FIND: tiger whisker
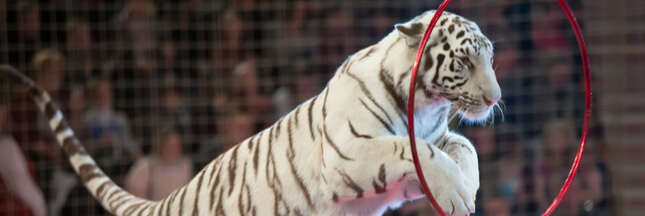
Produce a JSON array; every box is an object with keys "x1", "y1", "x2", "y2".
[
  {"x1": 447, "y1": 104, "x2": 462, "y2": 124},
  {"x1": 489, "y1": 107, "x2": 495, "y2": 127},
  {"x1": 495, "y1": 102, "x2": 505, "y2": 122},
  {"x1": 498, "y1": 100, "x2": 506, "y2": 111}
]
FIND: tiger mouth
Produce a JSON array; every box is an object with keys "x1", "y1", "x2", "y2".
[
  {"x1": 464, "y1": 105, "x2": 489, "y2": 114},
  {"x1": 458, "y1": 104, "x2": 493, "y2": 120}
]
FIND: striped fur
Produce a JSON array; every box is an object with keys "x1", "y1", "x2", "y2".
[{"x1": 1, "y1": 10, "x2": 500, "y2": 216}]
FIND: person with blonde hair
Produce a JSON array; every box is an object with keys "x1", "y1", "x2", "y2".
[
  {"x1": 10, "y1": 48, "x2": 68, "y2": 189},
  {"x1": 7, "y1": 48, "x2": 80, "y2": 216},
  {"x1": 31, "y1": 48, "x2": 66, "y2": 94}
]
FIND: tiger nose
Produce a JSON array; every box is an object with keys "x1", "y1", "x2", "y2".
[{"x1": 485, "y1": 96, "x2": 500, "y2": 106}]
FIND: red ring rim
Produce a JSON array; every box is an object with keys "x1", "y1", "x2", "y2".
[{"x1": 406, "y1": 1, "x2": 591, "y2": 215}]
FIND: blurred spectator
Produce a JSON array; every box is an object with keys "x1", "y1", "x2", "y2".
[
  {"x1": 109, "y1": 57, "x2": 159, "y2": 154},
  {"x1": 495, "y1": 131, "x2": 531, "y2": 213},
  {"x1": 7, "y1": 3, "x2": 43, "y2": 72},
  {"x1": 232, "y1": 60, "x2": 272, "y2": 120},
  {"x1": 392, "y1": 198, "x2": 434, "y2": 216},
  {"x1": 530, "y1": 3, "x2": 568, "y2": 54},
  {"x1": 8, "y1": 48, "x2": 78, "y2": 216},
  {"x1": 217, "y1": 111, "x2": 254, "y2": 152},
  {"x1": 196, "y1": 108, "x2": 253, "y2": 167},
  {"x1": 364, "y1": 9, "x2": 396, "y2": 45},
  {"x1": 284, "y1": 0, "x2": 325, "y2": 40},
  {"x1": 39, "y1": 0, "x2": 68, "y2": 46},
  {"x1": 65, "y1": 18, "x2": 97, "y2": 84},
  {"x1": 0, "y1": 0, "x2": 4, "y2": 58},
  {"x1": 529, "y1": 56, "x2": 584, "y2": 137},
  {"x1": 282, "y1": 0, "x2": 326, "y2": 79},
  {"x1": 124, "y1": 128, "x2": 193, "y2": 201},
  {"x1": 0, "y1": 103, "x2": 47, "y2": 216},
  {"x1": 534, "y1": 119, "x2": 604, "y2": 215},
  {"x1": 211, "y1": 9, "x2": 253, "y2": 79},
  {"x1": 271, "y1": 86, "x2": 296, "y2": 118},
  {"x1": 109, "y1": 0, "x2": 162, "y2": 154},
  {"x1": 545, "y1": 58, "x2": 578, "y2": 118},
  {"x1": 0, "y1": 0, "x2": 5, "y2": 23},
  {"x1": 210, "y1": 10, "x2": 272, "y2": 127},
  {"x1": 9, "y1": 48, "x2": 66, "y2": 193},
  {"x1": 480, "y1": 0, "x2": 509, "y2": 35},
  {"x1": 272, "y1": 0, "x2": 328, "y2": 114},
  {"x1": 232, "y1": 0, "x2": 271, "y2": 59},
  {"x1": 159, "y1": 40, "x2": 177, "y2": 75},
  {"x1": 167, "y1": 0, "x2": 217, "y2": 62},
  {"x1": 492, "y1": 44, "x2": 524, "y2": 125},
  {"x1": 466, "y1": 127, "x2": 499, "y2": 203},
  {"x1": 483, "y1": 197, "x2": 512, "y2": 216},
  {"x1": 83, "y1": 79, "x2": 140, "y2": 179},
  {"x1": 200, "y1": 58, "x2": 268, "y2": 162},
  {"x1": 209, "y1": 9, "x2": 251, "y2": 119},
  {"x1": 58, "y1": 83, "x2": 99, "y2": 216},
  {"x1": 294, "y1": 63, "x2": 321, "y2": 103},
  {"x1": 64, "y1": 85, "x2": 87, "y2": 131},
  {"x1": 114, "y1": 0, "x2": 157, "y2": 68},
  {"x1": 465, "y1": 126, "x2": 537, "y2": 215},
  {"x1": 157, "y1": 86, "x2": 193, "y2": 150},
  {"x1": 320, "y1": 7, "x2": 359, "y2": 78},
  {"x1": 158, "y1": 40, "x2": 199, "y2": 101}
]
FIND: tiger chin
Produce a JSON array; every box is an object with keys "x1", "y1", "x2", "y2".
[{"x1": 0, "y1": 10, "x2": 500, "y2": 216}]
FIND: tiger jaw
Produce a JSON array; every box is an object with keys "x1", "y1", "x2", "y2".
[
  {"x1": 457, "y1": 103, "x2": 494, "y2": 121},
  {"x1": 424, "y1": 91, "x2": 491, "y2": 120}
]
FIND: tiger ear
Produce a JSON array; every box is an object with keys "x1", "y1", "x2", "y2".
[{"x1": 395, "y1": 22, "x2": 424, "y2": 46}]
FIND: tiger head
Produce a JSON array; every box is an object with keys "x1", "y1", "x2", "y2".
[{"x1": 395, "y1": 11, "x2": 501, "y2": 122}]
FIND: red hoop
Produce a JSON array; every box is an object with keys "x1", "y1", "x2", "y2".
[{"x1": 406, "y1": 0, "x2": 591, "y2": 215}]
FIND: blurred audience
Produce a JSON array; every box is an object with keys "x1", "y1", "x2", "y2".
[
  {"x1": 125, "y1": 128, "x2": 193, "y2": 201},
  {"x1": 534, "y1": 119, "x2": 604, "y2": 215},
  {"x1": 0, "y1": 1, "x2": 610, "y2": 215}
]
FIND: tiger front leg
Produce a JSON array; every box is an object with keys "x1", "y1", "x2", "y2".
[
  {"x1": 322, "y1": 136, "x2": 475, "y2": 215},
  {"x1": 437, "y1": 132, "x2": 480, "y2": 200}
]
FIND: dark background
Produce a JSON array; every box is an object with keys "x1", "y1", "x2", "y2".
[{"x1": 0, "y1": 0, "x2": 637, "y2": 215}]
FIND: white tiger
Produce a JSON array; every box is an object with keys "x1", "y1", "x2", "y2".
[{"x1": 0, "y1": 10, "x2": 500, "y2": 216}]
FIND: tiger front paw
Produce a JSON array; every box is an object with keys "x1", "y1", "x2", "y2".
[
  {"x1": 443, "y1": 135, "x2": 480, "y2": 200},
  {"x1": 427, "y1": 158, "x2": 476, "y2": 215}
]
